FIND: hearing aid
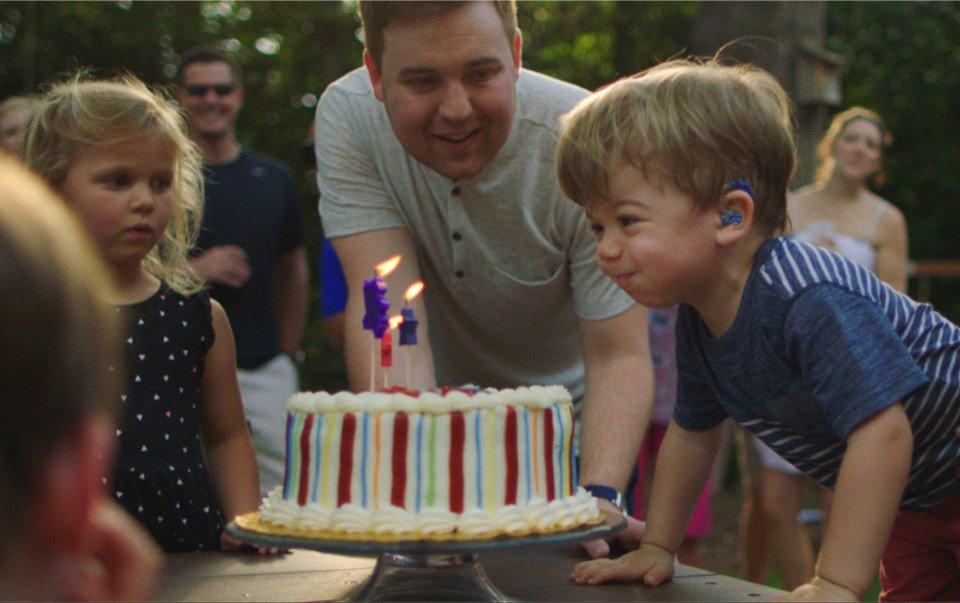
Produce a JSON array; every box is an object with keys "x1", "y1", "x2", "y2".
[
  {"x1": 719, "y1": 180, "x2": 752, "y2": 227},
  {"x1": 720, "y1": 209, "x2": 742, "y2": 227},
  {"x1": 724, "y1": 179, "x2": 755, "y2": 198}
]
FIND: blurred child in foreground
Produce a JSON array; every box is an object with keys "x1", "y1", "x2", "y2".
[
  {"x1": 0, "y1": 154, "x2": 161, "y2": 600},
  {"x1": 559, "y1": 58, "x2": 960, "y2": 601}
]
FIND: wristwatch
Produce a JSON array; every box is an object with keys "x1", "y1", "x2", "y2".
[{"x1": 583, "y1": 484, "x2": 627, "y2": 513}]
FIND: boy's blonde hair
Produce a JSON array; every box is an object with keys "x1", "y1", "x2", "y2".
[
  {"x1": 359, "y1": 1, "x2": 519, "y2": 69},
  {"x1": 815, "y1": 106, "x2": 891, "y2": 188},
  {"x1": 24, "y1": 73, "x2": 204, "y2": 295},
  {"x1": 0, "y1": 155, "x2": 121, "y2": 545},
  {"x1": 557, "y1": 58, "x2": 796, "y2": 236}
]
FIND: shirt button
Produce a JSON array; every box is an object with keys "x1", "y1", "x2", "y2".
[
  {"x1": 455, "y1": 270, "x2": 465, "y2": 278},
  {"x1": 452, "y1": 186, "x2": 461, "y2": 196},
  {"x1": 452, "y1": 232, "x2": 462, "y2": 241}
]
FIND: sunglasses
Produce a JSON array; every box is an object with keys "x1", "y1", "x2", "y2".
[{"x1": 185, "y1": 84, "x2": 236, "y2": 97}]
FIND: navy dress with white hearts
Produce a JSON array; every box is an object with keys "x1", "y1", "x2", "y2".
[{"x1": 111, "y1": 286, "x2": 223, "y2": 552}]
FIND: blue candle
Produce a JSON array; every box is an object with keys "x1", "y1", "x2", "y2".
[{"x1": 399, "y1": 307, "x2": 419, "y2": 345}]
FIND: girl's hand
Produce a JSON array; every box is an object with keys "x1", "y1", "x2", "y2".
[
  {"x1": 571, "y1": 542, "x2": 674, "y2": 586},
  {"x1": 220, "y1": 531, "x2": 285, "y2": 555}
]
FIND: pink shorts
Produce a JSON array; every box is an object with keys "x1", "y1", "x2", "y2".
[
  {"x1": 880, "y1": 487, "x2": 960, "y2": 601},
  {"x1": 632, "y1": 423, "x2": 713, "y2": 539}
]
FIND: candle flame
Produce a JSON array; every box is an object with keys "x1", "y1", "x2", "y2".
[
  {"x1": 404, "y1": 281, "x2": 425, "y2": 302},
  {"x1": 375, "y1": 255, "x2": 401, "y2": 278},
  {"x1": 389, "y1": 314, "x2": 404, "y2": 330}
]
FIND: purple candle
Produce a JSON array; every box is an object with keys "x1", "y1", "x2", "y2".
[{"x1": 362, "y1": 276, "x2": 389, "y2": 338}]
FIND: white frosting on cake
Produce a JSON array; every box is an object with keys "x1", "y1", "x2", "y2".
[
  {"x1": 286, "y1": 385, "x2": 571, "y2": 414},
  {"x1": 259, "y1": 385, "x2": 601, "y2": 539},
  {"x1": 261, "y1": 487, "x2": 600, "y2": 538}
]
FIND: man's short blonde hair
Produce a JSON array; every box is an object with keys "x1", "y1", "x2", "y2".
[
  {"x1": 359, "y1": 1, "x2": 518, "y2": 69},
  {"x1": 557, "y1": 58, "x2": 796, "y2": 236}
]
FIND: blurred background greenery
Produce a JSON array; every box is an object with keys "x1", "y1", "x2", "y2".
[{"x1": 3, "y1": 1, "x2": 960, "y2": 394}]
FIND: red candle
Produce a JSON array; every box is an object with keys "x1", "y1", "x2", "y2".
[{"x1": 380, "y1": 331, "x2": 393, "y2": 367}]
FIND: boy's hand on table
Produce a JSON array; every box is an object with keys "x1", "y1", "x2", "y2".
[
  {"x1": 773, "y1": 576, "x2": 859, "y2": 602},
  {"x1": 572, "y1": 542, "x2": 674, "y2": 586}
]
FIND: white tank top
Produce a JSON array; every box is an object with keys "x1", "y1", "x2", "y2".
[{"x1": 792, "y1": 205, "x2": 885, "y2": 272}]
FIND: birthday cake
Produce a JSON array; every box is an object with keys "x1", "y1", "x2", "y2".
[{"x1": 252, "y1": 385, "x2": 601, "y2": 540}]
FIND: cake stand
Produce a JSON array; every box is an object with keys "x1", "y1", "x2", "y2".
[{"x1": 226, "y1": 510, "x2": 625, "y2": 602}]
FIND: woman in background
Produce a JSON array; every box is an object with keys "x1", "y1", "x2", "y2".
[{"x1": 790, "y1": 106, "x2": 908, "y2": 290}]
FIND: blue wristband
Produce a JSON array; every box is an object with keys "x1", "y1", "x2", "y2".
[{"x1": 583, "y1": 484, "x2": 626, "y2": 512}]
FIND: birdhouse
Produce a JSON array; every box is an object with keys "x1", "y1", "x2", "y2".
[{"x1": 795, "y1": 42, "x2": 845, "y2": 106}]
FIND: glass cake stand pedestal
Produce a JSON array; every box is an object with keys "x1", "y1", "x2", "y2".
[{"x1": 226, "y1": 511, "x2": 625, "y2": 602}]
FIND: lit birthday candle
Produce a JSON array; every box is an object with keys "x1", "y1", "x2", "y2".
[
  {"x1": 362, "y1": 277, "x2": 388, "y2": 337},
  {"x1": 382, "y1": 314, "x2": 403, "y2": 389},
  {"x1": 399, "y1": 281, "x2": 424, "y2": 388},
  {"x1": 363, "y1": 255, "x2": 401, "y2": 391},
  {"x1": 399, "y1": 281, "x2": 424, "y2": 345},
  {"x1": 362, "y1": 255, "x2": 400, "y2": 338}
]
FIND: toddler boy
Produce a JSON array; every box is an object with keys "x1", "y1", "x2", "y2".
[{"x1": 557, "y1": 58, "x2": 960, "y2": 601}]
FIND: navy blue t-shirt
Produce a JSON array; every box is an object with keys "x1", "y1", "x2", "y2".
[
  {"x1": 196, "y1": 149, "x2": 305, "y2": 368},
  {"x1": 675, "y1": 237, "x2": 960, "y2": 511}
]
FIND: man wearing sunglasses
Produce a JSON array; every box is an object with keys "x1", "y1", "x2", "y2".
[{"x1": 175, "y1": 46, "x2": 309, "y2": 496}]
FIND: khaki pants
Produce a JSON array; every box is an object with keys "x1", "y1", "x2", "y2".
[{"x1": 237, "y1": 354, "x2": 299, "y2": 495}]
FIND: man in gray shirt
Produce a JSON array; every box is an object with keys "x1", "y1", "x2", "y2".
[{"x1": 316, "y1": 0, "x2": 651, "y2": 555}]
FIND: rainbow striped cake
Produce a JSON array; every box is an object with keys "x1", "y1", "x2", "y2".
[{"x1": 257, "y1": 385, "x2": 601, "y2": 540}]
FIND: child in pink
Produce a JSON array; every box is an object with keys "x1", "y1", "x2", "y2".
[{"x1": 632, "y1": 306, "x2": 712, "y2": 566}]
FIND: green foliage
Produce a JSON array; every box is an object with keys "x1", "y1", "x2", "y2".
[
  {"x1": 519, "y1": 0, "x2": 618, "y2": 89},
  {"x1": 826, "y1": 1, "x2": 960, "y2": 258},
  {"x1": 0, "y1": 0, "x2": 359, "y2": 193},
  {"x1": 519, "y1": 0, "x2": 696, "y2": 90},
  {"x1": 825, "y1": 1, "x2": 960, "y2": 316}
]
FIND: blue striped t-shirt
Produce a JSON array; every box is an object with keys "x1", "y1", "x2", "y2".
[{"x1": 675, "y1": 237, "x2": 960, "y2": 510}]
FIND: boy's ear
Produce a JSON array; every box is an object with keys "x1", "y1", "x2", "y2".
[
  {"x1": 32, "y1": 416, "x2": 114, "y2": 555},
  {"x1": 715, "y1": 188, "x2": 755, "y2": 246}
]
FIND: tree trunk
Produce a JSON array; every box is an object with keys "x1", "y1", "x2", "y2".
[{"x1": 691, "y1": 1, "x2": 834, "y2": 187}]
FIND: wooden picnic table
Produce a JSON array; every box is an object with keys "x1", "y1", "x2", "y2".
[{"x1": 158, "y1": 543, "x2": 786, "y2": 601}]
